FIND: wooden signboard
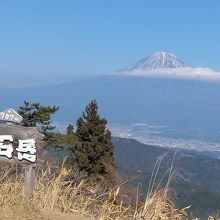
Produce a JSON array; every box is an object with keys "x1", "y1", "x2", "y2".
[{"x1": 0, "y1": 109, "x2": 44, "y2": 198}]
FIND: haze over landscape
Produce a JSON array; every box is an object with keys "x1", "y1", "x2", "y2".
[
  {"x1": 1, "y1": 50, "x2": 220, "y2": 157},
  {"x1": 1, "y1": 0, "x2": 220, "y2": 219}
]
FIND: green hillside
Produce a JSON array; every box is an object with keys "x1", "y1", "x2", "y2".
[{"x1": 113, "y1": 137, "x2": 220, "y2": 218}]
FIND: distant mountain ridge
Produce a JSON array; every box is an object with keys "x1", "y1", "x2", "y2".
[
  {"x1": 1, "y1": 74, "x2": 220, "y2": 145},
  {"x1": 120, "y1": 51, "x2": 191, "y2": 72}
]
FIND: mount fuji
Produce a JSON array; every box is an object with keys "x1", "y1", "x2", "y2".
[
  {"x1": 118, "y1": 51, "x2": 220, "y2": 81},
  {"x1": 120, "y1": 51, "x2": 191, "y2": 71}
]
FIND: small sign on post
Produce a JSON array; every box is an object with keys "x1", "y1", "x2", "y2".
[
  {"x1": 0, "y1": 108, "x2": 23, "y2": 124},
  {"x1": 0, "y1": 108, "x2": 43, "y2": 198}
]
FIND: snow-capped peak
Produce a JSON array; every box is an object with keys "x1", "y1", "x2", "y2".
[
  {"x1": 120, "y1": 51, "x2": 191, "y2": 72},
  {"x1": 114, "y1": 51, "x2": 220, "y2": 82}
]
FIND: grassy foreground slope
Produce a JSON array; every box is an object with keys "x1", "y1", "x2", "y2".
[
  {"x1": 1, "y1": 137, "x2": 219, "y2": 219},
  {"x1": 0, "y1": 163, "x2": 206, "y2": 220}
]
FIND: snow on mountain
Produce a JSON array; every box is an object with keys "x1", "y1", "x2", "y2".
[
  {"x1": 120, "y1": 51, "x2": 191, "y2": 72},
  {"x1": 118, "y1": 51, "x2": 220, "y2": 82}
]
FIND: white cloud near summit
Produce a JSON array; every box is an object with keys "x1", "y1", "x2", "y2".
[
  {"x1": 119, "y1": 67, "x2": 220, "y2": 82},
  {"x1": 116, "y1": 52, "x2": 220, "y2": 82}
]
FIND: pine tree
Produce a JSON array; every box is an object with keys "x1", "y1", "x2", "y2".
[
  {"x1": 66, "y1": 124, "x2": 74, "y2": 136},
  {"x1": 73, "y1": 100, "x2": 115, "y2": 175},
  {"x1": 18, "y1": 101, "x2": 59, "y2": 138}
]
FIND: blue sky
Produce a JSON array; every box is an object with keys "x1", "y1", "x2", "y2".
[{"x1": 0, "y1": 0, "x2": 220, "y2": 86}]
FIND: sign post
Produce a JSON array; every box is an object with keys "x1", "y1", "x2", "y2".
[
  {"x1": 24, "y1": 165, "x2": 35, "y2": 198},
  {"x1": 0, "y1": 108, "x2": 44, "y2": 198}
]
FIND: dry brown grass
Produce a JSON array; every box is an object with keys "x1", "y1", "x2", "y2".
[{"x1": 0, "y1": 162, "x2": 216, "y2": 220}]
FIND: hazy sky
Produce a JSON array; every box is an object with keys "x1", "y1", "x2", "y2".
[{"x1": 0, "y1": 0, "x2": 220, "y2": 87}]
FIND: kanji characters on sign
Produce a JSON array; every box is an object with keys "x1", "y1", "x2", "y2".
[
  {"x1": 16, "y1": 139, "x2": 36, "y2": 163},
  {"x1": 0, "y1": 135, "x2": 36, "y2": 163},
  {"x1": 0, "y1": 135, "x2": 14, "y2": 159}
]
